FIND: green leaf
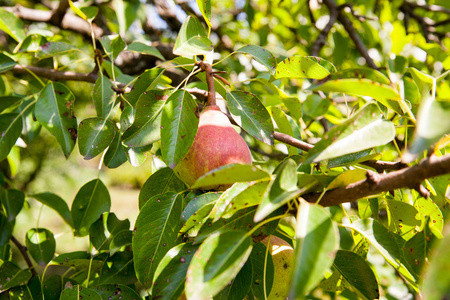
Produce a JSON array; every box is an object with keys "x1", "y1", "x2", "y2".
[
  {"x1": 330, "y1": 68, "x2": 390, "y2": 84},
  {"x1": 0, "y1": 261, "x2": 32, "y2": 291},
  {"x1": 122, "y1": 89, "x2": 171, "y2": 148},
  {"x1": 109, "y1": 230, "x2": 132, "y2": 255},
  {"x1": 51, "y1": 251, "x2": 104, "y2": 272},
  {"x1": 139, "y1": 167, "x2": 186, "y2": 209},
  {"x1": 35, "y1": 82, "x2": 77, "y2": 158},
  {"x1": 103, "y1": 127, "x2": 127, "y2": 168},
  {"x1": 89, "y1": 212, "x2": 129, "y2": 252},
  {"x1": 214, "y1": 257, "x2": 252, "y2": 300},
  {"x1": 347, "y1": 219, "x2": 418, "y2": 289},
  {"x1": 403, "y1": 232, "x2": 427, "y2": 275},
  {"x1": 43, "y1": 275, "x2": 64, "y2": 300},
  {"x1": 0, "y1": 213, "x2": 14, "y2": 247},
  {"x1": 226, "y1": 91, "x2": 274, "y2": 145},
  {"x1": 133, "y1": 192, "x2": 183, "y2": 288},
  {"x1": 196, "y1": 0, "x2": 212, "y2": 28},
  {"x1": 98, "y1": 250, "x2": 136, "y2": 285},
  {"x1": 332, "y1": 250, "x2": 379, "y2": 299},
  {"x1": 303, "y1": 94, "x2": 330, "y2": 119},
  {"x1": 124, "y1": 68, "x2": 165, "y2": 106},
  {"x1": 0, "y1": 8, "x2": 26, "y2": 42},
  {"x1": 127, "y1": 41, "x2": 165, "y2": 60},
  {"x1": 408, "y1": 67, "x2": 434, "y2": 95},
  {"x1": 0, "y1": 53, "x2": 16, "y2": 73},
  {"x1": 93, "y1": 73, "x2": 116, "y2": 119},
  {"x1": 60, "y1": 285, "x2": 102, "y2": 300},
  {"x1": 0, "y1": 96, "x2": 21, "y2": 113},
  {"x1": 304, "y1": 104, "x2": 395, "y2": 164},
  {"x1": 414, "y1": 197, "x2": 444, "y2": 238},
  {"x1": 191, "y1": 164, "x2": 271, "y2": 190},
  {"x1": 386, "y1": 199, "x2": 421, "y2": 240},
  {"x1": 25, "y1": 228, "x2": 55, "y2": 265},
  {"x1": 403, "y1": 95, "x2": 450, "y2": 162},
  {"x1": 185, "y1": 230, "x2": 253, "y2": 300},
  {"x1": 289, "y1": 201, "x2": 339, "y2": 298},
  {"x1": 422, "y1": 223, "x2": 450, "y2": 300},
  {"x1": 269, "y1": 106, "x2": 298, "y2": 155},
  {"x1": 36, "y1": 42, "x2": 78, "y2": 60},
  {"x1": 0, "y1": 113, "x2": 23, "y2": 161},
  {"x1": 327, "y1": 169, "x2": 367, "y2": 190},
  {"x1": 173, "y1": 16, "x2": 213, "y2": 56},
  {"x1": 181, "y1": 191, "x2": 222, "y2": 234},
  {"x1": 94, "y1": 284, "x2": 141, "y2": 300},
  {"x1": 78, "y1": 117, "x2": 116, "y2": 160},
  {"x1": 29, "y1": 193, "x2": 72, "y2": 226},
  {"x1": 161, "y1": 89, "x2": 199, "y2": 168},
  {"x1": 310, "y1": 78, "x2": 401, "y2": 101},
  {"x1": 255, "y1": 159, "x2": 312, "y2": 223},
  {"x1": 248, "y1": 242, "x2": 274, "y2": 299},
  {"x1": 122, "y1": 144, "x2": 152, "y2": 167},
  {"x1": 71, "y1": 179, "x2": 111, "y2": 237},
  {"x1": 212, "y1": 181, "x2": 269, "y2": 222},
  {"x1": 8, "y1": 276, "x2": 42, "y2": 300},
  {"x1": 0, "y1": 188, "x2": 24, "y2": 222},
  {"x1": 275, "y1": 56, "x2": 334, "y2": 79},
  {"x1": 100, "y1": 35, "x2": 126, "y2": 62},
  {"x1": 236, "y1": 45, "x2": 277, "y2": 75},
  {"x1": 152, "y1": 242, "x2": 199, "y2": 299}
]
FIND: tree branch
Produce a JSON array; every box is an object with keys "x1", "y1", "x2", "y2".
[
  {"x1": 302, "y1": 154, "x2": 450, "y2": 207},
  {"x1": 10, "y1": 235, "x2": 37, "y2": 277}
]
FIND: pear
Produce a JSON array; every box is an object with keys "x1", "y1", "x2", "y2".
[
  {"x1": 262, "y1": 235, "x2": 294, "y2": 300},
  {"x1": 174, "y1": 105, "x2": 252, "y2": 189}
]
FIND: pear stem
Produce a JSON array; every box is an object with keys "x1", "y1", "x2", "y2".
[{"x1": 197, "y1": 61, "x2": 216, "y2": 107}]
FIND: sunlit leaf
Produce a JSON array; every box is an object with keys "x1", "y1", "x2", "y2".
[
  {"x1": 100, "y1": 35, "x2": 126, "y2": 62},
  {"x1": 275, "y1": 56, "x2": 334, "y2": 79},
  {"x1": 289, "y1": 201, "x2": 339, "y2": 298},
  {"x1": 124, "y1": 68, "x2": 165, "y2": 106},
  {"x1": 36, "y1": 42, "x2": 78, "y2": 60},
  {"x1": 0, "y1": 8, "x2": 26, "y2": 42},
  {"x1": 304, "y1": 103, "x2": 395, "y2": 164},
  {"x1": 185, "y1": 230, "x2": 253, "y2": 299},
  {"x1": 196, "y1": 0, "x2": 212, "y2": 28},
  {"x1": 173, "y1": 16, "x2": 213, "y2": 56}
]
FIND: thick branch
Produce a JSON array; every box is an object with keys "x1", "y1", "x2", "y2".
[
  {"x1": 197, "y1": 61, "x2": 216, "y2": 107},
  {"x1": 311, "y1": 0, "x2": 339, "y2": 56},
  {"x1": 3, "y1": 5, "x2": 103, "y2": 38},
  {"x1": 303, "y1": 154, "x2": 450, "y2": 207},
  {"x1": 12, "y1": 65, "x2": 98, "y2": 83}
]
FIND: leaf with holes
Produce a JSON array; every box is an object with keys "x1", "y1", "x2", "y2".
[
  {"x1": 25, "y1": 228, "x2": 55, "y2": 265},
  {"x1": 185, "y1": 230, "x2": 253, "y2": 300},
  {"x1": 35, "y1": 82, "x2": 77, "y2": 158},
  {"x1": 227, "y1": 91, "x2": 274, "y2": 145},
  {"x1": 236, "y1": 45, "x2": 277, "y2": 75},
  {"x1": 133, "y1": 192, "x2": 183, "y2": 288},
  {"x1": 161, "y1": 89, "x2": 198, "y2": 168},
  {"x1": 71, "y1": 179, "x2": 111, "y2": 237}
]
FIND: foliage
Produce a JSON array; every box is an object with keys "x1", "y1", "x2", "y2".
[{"x1": 0, "y1": 0, "x2": 450, "y2": 299}]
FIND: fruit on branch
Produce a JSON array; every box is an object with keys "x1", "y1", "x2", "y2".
[
  {"x1": 174, "y1": 105, "x2": 252, "y2": 189},
  {"x1": 262, "y1": 235, "x2": 294, "y2": 300}
]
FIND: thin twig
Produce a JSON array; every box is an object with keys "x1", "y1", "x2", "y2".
[{"x1": 10, "y1": 235, "x2": 38, "y2": 277}]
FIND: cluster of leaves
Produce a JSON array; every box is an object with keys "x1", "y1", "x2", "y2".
[{"x1": 0, "y1": 0, "x2": 449, "y2": 299}]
